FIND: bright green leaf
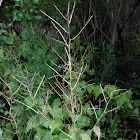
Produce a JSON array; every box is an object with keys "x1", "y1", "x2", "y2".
[
  {"x1": 50, "y1": 119, "x2": 62, "y2": 133},
  {"x1": 78, "y1": 115, "x2": 91, "y2": 126},
  {"x1": 132, "y1": 108, "x2": 139, "y2": 115},
  {"x1": 80, "y1": 133, "x2": 91, "y2": 140},
  {"x1": 33, "y1": 0, "x2": 39, "y2": 4},
  {"x1": 52, "y1": 98, "x2": 61, "y2": 107},
  {"x1": 18, "y1": 12, "x2": 23, "y2": 17},
  {"x1": 25, "y1": 117, "x2": 34, "y2": 134},
  {"x1": 87, "y1": 85, "x2": 94, "y2": 94},
  {"x1": 42, "y1": 121, "x2": 51, "y2": 128},
  {"x1": 30, "y1": 9, "x2": 33, "y2": 12},
  {"x1": 34, "y1": 98, "x2": 44, "y2": 106},
  {"x1": 93, "y1": 85, "x2": 102, "y2": 100},
  {"x1": 42, "y1": 131, "x2": 51, "y2": 140},
  {"x1": 115, "y1": 94, "x2": 127, "y2": 106},
  {"x1": 52, "y1": 135, "x2": 60, "y2": 140}
]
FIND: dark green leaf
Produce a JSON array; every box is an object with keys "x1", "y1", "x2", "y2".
[
  {"x1": 35, "y1": 15, "x2": 42, "y2": 20},
  {"x1": 0, "y1": 49, "x2": 4, "y2": 59}
]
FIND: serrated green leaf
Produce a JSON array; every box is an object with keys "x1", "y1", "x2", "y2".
[
  {"x1": 25, "y1": 117, "x2": 34, "y2": 134},
  {"x1": 25, "y1": 117, "x2": 41, "y2": 134},
  {"x1": 93, "y1": 85, "x2": 102, "y2": 100},
  {"x1": 78, "y1": 115, "x2": 91, "y2": 126},
  {"x1": 80, "y1": 133, "x2": 91, "y2": 140},
  {"x1": 42, "y1": 121, "x2": 51, "y2": 128},
  {"x1": 115, "y1": 94, "x2": 127, "y2": 106},
  {"x1": 87, "y1": 85, "x2": 94, "y2": 94},
  {"x1": 34, "y1": 127, "x2": 48, "y2": 139},
  {"x1": 126, "y1": 90, "x2": 133, "y2": 99}
]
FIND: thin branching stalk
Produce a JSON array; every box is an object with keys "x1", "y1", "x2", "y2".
[{"x1": 67, "y1": 14, "x2": 77, "y2": 139}]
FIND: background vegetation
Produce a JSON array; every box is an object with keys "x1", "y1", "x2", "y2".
[{"x1": 0, "y1": 0, "x2": 139, "y2": 139}]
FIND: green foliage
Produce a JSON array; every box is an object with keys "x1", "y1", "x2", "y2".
[{"x1": 0, "y1": 0, "x2": 139, "y2": 140}]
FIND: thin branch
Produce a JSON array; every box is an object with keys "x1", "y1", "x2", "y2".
[
  {"x1": 105, "y1": 106, "x2": 122, "y2": 114},
  {"x1": 54, "y1": 5, "x2": 66, "y2": 20},
  {"x1": 90, "y1": 101, "x2": 99, "y2": 121},
  {"x1": 51, "y1": 47, "x2": 67, "y2": 65},
  {"x1": 72, "y1": 63, "x2": 84, "y2": 90},
  {"x1": 71, "y1": 15, "x2": 93, "y2": 40},
  {"x1": 67, "y1": 2, "x2": 70, "y2": 17},
  {"x1": 0, "y1": 91, "x2": 11, "y2": 106},
  {"x1": 0, "y1": 76, "x2": 11, "y2": 89},
  {"x1": 0, "y1": 115, "x2": 13, "y2": 121},
  {"x1": 49, "y1": 59, "x2": 62, "y2": 69},
  {"x1": 50, "y1": 37, "x2": 69, "y2": 47},
  {"x1": 45, "y1": 63, "x2": 69, "y2": 85},
  {"x1": 40, "y1": 10, "x2": 68, "y2": 33},
  {"x1": 33, "y1": 75, "x2": 45, "y2": 99},
  {"x1": 13, "y1": 84, "x2": 22, "y2": 95},
  {"x1": 49, "y1": 83, "x2": 63, "y2": 99},
  {"x1": 11, "y1": 75, "x2": 27, "y2": 88},
  {"x1": 69, "y1": 1, "x2": 76, "y2": 24},
  {"x1": 100, "y1": 84, "x2": 107, "y2": 103},
  {"x1": 14, "y1": 99, "x2": 39, "y2": 114},
  {"x1": 51, "y1": 21, "x2": 68, "y2": 47}
]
